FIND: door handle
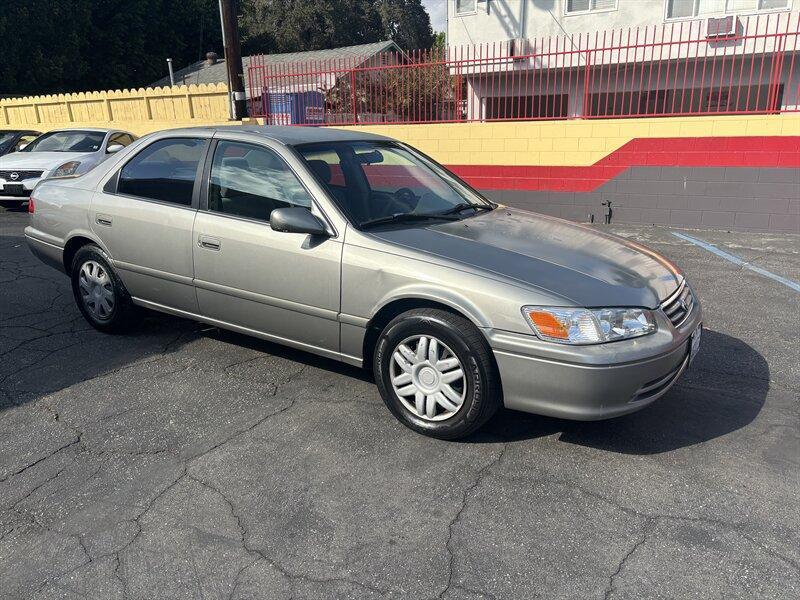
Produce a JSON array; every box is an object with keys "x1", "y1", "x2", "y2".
[
  {"x1": 197, "y1": 235, "x2": 221, "y2": 251},
  {"x1": 95, "y1": 214, "x2": 113, "y2": 227}
]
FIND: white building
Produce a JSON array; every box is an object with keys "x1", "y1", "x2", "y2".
[{"x1": 446, "y1": 0, "x2": 800, "y2": 118}]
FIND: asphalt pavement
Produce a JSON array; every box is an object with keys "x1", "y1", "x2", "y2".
[{"x1": 1, "y1": 205, "x2": 798, "y2": 599}]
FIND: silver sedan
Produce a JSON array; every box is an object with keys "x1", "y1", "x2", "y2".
[{"x1": 24, "y1": 126, "x2": 702, "y2": 439}]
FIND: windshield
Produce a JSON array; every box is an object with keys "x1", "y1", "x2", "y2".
[
  {"x1": 296, "y1": 141, "x2": 492, "y2": 227},
  {"x1": 22, "y1": 131, "x2": 105, "y2": 153}
]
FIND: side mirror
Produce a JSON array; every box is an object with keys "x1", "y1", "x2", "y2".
[
  {"x1": 106, "y1": 143, "x2": 124, "y2": 154},
  {"x1": 270, "y1": 207, "x2": 328, "y2": 236},
  {"x1": 17, "y1": 143, "x2": 28, "y2": 151}
]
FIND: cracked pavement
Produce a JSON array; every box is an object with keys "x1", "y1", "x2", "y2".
[{"x1": 0, "y1": 206, "x2": 798, "y2": 599}]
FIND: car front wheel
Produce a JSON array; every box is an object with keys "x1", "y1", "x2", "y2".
[{"x1": 373, "y1": 308, "x2": 501, "y2": 439}]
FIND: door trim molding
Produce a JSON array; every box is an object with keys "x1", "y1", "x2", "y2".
[
  {"x1": 130, "y1": 296, "x2": 363, "y2": 367},
  {"x1": 193, "y1": 278, "x2": 339, "y2": 322},
  {"x1": 115, "y1": 260, "x2": 193, "y2": 286}
]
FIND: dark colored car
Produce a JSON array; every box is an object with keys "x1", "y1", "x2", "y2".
[{"x1": 0, "y1": 130, "x2": 42, "y2": 157}]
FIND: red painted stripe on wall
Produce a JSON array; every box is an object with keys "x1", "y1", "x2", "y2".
[{"x1": 448, "y1": 136, "x2": 800, "y2": 192}]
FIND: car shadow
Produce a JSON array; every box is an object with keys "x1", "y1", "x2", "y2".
[
  {"x1": 207, "y1": 326, "x2": 767, "y2": 456},
  {"x1": 472, "y1": 329, "x2": 768, "y2": 455},
  {"x1": 0, "y1": 220, "x2": 768, "y2": 457}
]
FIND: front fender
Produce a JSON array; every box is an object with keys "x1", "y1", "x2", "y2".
[{"x1": 371, "y1": 284, "x2": 491, "y2": 329}]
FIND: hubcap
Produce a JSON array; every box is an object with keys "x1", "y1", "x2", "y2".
[
  {"x1": 78, "y1": 260, "x2": 115, "y2": 321},
  {"x1": 390, "y1": 335, "x2": 467, "y2": 422}
]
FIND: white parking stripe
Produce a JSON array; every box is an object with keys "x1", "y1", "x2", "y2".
[{"x1": 671, "y1": 232, "x2": 800, "y2": 293}]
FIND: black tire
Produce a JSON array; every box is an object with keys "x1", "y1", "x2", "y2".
[
  {"x1": 70, "y1": 244, "x2": 137, "y2": 334},
  {"x1": 373, "y1": 308, "x2": 501, "y2": 440}
]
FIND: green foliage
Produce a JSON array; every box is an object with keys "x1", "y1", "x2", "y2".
[
  {"x1": 0, "y1": 0, "x2": 435, "y2": 96},
  {"x1": 240, "y1": 0, "x2": 384, "y2": 54},
  {"x1": 0, "y1": 0, "x2": 222, "y2": 95},
  {"x1": 240, "y1": 0, "x2": 434, "y2": 54},
  {"x1": 376, "y1": 0, "x2": 434, "y2": 51}
]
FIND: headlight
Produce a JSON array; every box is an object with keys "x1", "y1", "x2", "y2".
[
  {"x1": 50, "y1": 161, "x2": 81, "y2": 178},
  {"x1": 522, "y1": 306, "x2": 656, "y2": 345}
]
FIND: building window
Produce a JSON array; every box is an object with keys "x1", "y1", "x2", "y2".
[
  {"x1": 565, "y1": 0, "x2": 617, "y2": 14},
  {"x1": 455, "y1": 0, "x2": 477, "y2": 15},
  {"x1": 667, "y1": 0, "x2": 789, "y2": 19}
]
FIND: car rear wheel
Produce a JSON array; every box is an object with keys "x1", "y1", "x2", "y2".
[
  {"x1": 373, "y1": 308, "x2": 501, "y2": 439},
  {"x1": 71, "y1": 245, "x2": 137, "y2": 334}
]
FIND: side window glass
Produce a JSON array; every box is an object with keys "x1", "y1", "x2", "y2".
[
  {"x1": 109, "y1": 133, "x2": 134, "y2": 150},
  {"x1": 118, "y1": 138, "x2": 205, "y2": 206},
  {"x1": 208, "y1": 140, "x2": 312, "y2": 222},
  {"x1": 16, "y1": 135, "x2": 37, "y2": 151}
]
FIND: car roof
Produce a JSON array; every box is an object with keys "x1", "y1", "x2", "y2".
[
  {"x1": 1, "y1": 129, "x2": 41, "y2": 135},
  {"x1": 158, "y1": 125, "x2": 393, "y2": 146},
  {"x1": 46, "y1": 127, "x2": 128, "y2": 134}
]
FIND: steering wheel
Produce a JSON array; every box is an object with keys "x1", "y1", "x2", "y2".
[{"x1": 393, "y1": 187, "x2": 418, "y2": 210}]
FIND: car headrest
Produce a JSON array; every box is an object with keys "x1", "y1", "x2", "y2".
[
  {"x1": 221, "y1": 157, "x2": 249, "y2": 170},
  {"x1": 306, "y1": 159, "x2": 331, "y2": 184}
]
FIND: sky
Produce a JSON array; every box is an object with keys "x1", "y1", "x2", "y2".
[{"x1": 422, "y1": 0, "x2": 447, "y2": 33}]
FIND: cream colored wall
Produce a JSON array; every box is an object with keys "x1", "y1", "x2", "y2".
[{"x1": 0, "y1": 84, "x2": 233, "y2": 136}]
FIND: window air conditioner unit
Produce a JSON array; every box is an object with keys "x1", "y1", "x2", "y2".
[{"x1": 706, "y1": 16, "x2": 737, "y2": 39}]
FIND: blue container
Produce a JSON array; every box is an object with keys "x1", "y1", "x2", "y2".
[{"x1": 263, "y1": 90, "x2": 325, "y2": 125}]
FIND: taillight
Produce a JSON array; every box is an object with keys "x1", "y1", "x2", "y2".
[{"x1": 27, "y1": 197, "x2": 35, "y2": 213}]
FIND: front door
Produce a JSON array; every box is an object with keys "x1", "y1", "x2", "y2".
[
  {"x1": 91, "y1": 136, "x2": 208, "y2": 312},
  {"x1": 192, "y1": 139, "x2": 342, "y2": 355}
]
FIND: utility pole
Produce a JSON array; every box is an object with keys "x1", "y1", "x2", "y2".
[
  {"x1": 219, "y1": 0, "x2": 246, "y2": 120},
  {"x1": 166, "y1": 58, "x2": 175, "y2": 86}
]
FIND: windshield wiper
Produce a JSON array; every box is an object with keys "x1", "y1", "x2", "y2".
[
  {"x1": 360, "y1": 212, "x2": 460, "y2": 229},
  {"x1": 440, "y1": 202, "x2": 495, "y2": 216}
]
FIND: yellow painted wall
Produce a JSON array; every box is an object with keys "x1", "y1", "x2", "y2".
[
  {"x1": 333, "y1": 114, "x2": 800, "y2": 166},
  {"x1": 0, "y1": 84, "x2": 233, "y2": 136},
  {"x1": 3, "y1": 83, "x2": 798, "y2": 167}
]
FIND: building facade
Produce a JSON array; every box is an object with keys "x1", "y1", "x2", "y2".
[
  {"x1": 448, "y1": 0, "x2": 797, "y2": 45},
  {"x1": 447, "y1": 1, "x2": 800, "y2": 119}
]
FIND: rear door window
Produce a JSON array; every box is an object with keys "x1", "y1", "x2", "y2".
[{"x1": 117, "y1": 138, "x2": 205, "y2": 206}]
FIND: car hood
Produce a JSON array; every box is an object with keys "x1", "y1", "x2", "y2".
[
  {"x1": 0, "y1": 152, "x2": 89, "y2": 171},
  {"x1": 368, "y1": 208, "x2": 682, "y2": 309}
]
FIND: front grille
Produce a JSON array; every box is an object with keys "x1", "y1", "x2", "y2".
[
  {"x1": 661, "y1": 283, "x2": 694, "y2": 327},
  {"x1": 0, "y1": 170, "x2": 43, "y2": 181},
  {"x1": 630, "y1": 354, "x2": 688, "y2": 403}
]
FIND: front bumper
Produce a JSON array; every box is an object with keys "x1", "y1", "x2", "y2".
[
  {"x1": 489, "y1": 292, "x2": 702, "y2": 420},
  {"x1": 0, "y1": 177, "x2": 42, "y2": 202}
]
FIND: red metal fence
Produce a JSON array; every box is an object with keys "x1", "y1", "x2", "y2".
[{"x1": 248, "y1": 12, "x2": 800, "y2": 125}]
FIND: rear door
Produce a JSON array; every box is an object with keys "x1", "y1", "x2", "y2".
[
  {"x1": 191, "y1": 136, "x2": 342, "y2": 355},
  {"x1": 91, "y1": 135, "x2": 210, "y2": 312}
]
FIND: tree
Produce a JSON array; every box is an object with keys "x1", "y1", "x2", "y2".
[
  {"x1": 240, "y1": 0, "x2": 384, "y2": 55},
  {"x1": 0, "y1": 0, "x2": 222, "y2": 95},
  {"x1": 376, "y1": 0, "x2": 434, "y2": 51},
  {"x1": 240, "y1": 0, "x2": 435, "y2": 54}
]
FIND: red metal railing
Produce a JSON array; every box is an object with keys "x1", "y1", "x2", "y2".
[{"x1": 247, "y1": 12, "x2": 800, "y2": 125}]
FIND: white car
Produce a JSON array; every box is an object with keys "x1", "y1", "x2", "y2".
[{"x1": 0, "y1": 128, "x2": 137, "y2": 208}]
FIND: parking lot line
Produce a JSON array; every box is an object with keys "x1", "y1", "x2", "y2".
[{"x1": 671, "y1": 231, "x2": 800, "y2": 293}]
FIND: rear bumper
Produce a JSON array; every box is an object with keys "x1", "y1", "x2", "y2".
[
  {"x1": 25, "y1": 229, "x2": 65, "y2": 273},
  {"x1": 489, "y1": 297, "x2": 702, "y2": 420}
]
